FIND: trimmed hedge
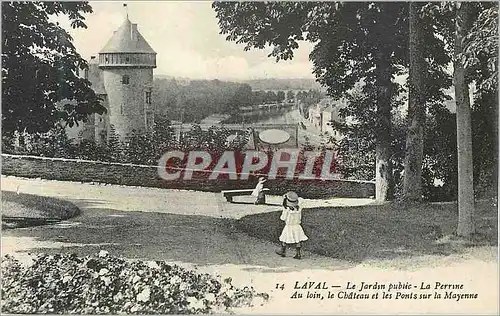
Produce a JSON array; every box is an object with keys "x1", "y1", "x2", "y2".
[{"x1": 1, "y1": 154, "x2": 375, "y2": 199}]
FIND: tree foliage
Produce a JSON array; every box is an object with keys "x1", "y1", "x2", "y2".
[
  {"x1": 153, "y1": 78, "x2": 316, "y2": 124},
  {"x1": 153, "y1": 79, "x2": 253, "y2": 123},
  {"x1": 464, "y1": 4, "x2": 498, "y2": 199},
  {"x1": 213, "y1": 2, "x2": 412, "y2": 201},
  {"x1": 421, "y1": 2, "x2": 498, "y2": 202},
  {"x1": 462, "y1": 4, "x2": 498, "y2": 93},
  {"x1": 213, "y1": 1, "x2": 498, "y2": 202},
  {"x1": 2, "y1": 2, "x2": 105, "y2": 134}
]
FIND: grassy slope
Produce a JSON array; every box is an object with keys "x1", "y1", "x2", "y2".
[
  {"x1": 2, "y1": 191, "x2": 80, "y2": 221},
  {"x1": 238, "y1": 199, "x2": 498, "y2": 263}
]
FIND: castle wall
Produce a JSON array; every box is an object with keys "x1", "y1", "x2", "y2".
[
  {"x1": 102, "y1": 67, "x2": 154, "y2": 139},
  {"x1": 94, "y1": 96, "x2": 110, "y2": 143}
]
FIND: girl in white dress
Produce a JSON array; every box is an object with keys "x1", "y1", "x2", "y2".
[{"x1": 276, "y1": 191, "x2": 308, "y2": 259}]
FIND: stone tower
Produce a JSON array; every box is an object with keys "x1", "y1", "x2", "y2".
[{"x1": 98, "y1": 16, "x2": 156, "y2": 140}]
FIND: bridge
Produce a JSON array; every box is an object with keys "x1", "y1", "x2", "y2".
[
  {"x1": 239, "y1": 101, "x2": 297, "y2": 112},
  {"x1": 170, "y1": 123, "x2": 299, "y2": 149}
]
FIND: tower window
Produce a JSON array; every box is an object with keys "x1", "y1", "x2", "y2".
[
  {"x1": 100, "y1": 131, "x2": 106, "y2": 143},
  {"x1": 145, "y1": 91, "x2": 152, "y2": 105},
  {"x1": 122, "y1": 75, "x2": 130, "y2": 84},
  {"x1": 145, "y1": 111, "x2": 154, "y2": 130}
]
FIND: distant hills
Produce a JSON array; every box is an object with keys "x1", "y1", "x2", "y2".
[
  {"x1": 154, "y1": 75, "x2": 323, "y2": 91},
  {"x1": 239, "y1": 78, "x2": 323, "y2": 91}
]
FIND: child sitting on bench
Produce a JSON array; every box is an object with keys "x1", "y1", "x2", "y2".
[{"x1": 251, "y1": 177, "x2": 267, "y2": 205}]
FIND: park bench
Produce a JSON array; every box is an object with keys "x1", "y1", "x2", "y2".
[{"x1": 221, "y1": 188, "x2": 270, "y2": 203}]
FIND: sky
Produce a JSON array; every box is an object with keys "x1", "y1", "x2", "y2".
[{"x1": 60, "y1": 1, "x2": 316, "y2": 80}]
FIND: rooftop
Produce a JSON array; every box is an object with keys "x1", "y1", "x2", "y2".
[{"x1": 99, "y1": 17, "x2": 156, "y2": 54}]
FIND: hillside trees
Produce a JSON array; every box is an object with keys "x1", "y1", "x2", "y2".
[
  {"x1": 265, "y1": 91, "x2": 278, "y2": 104},
  {"x1": 152, "y1": 79, "x2": 181, "y2": 120},
  {"x1": 277, "y1": 90, "x2": 286, "y2": 102},
  {"x1": 2, "y1": 2, "x2": 105, "y2": 135},
  {"x1": 213, "y1": 2, "x2": 409, "y2": 201},
  {"x1": 153, "y1": 79, "x2": 253, "y2": 123},
  {"x1": 227, "y1": 84, "x2": 253, "y2": 116}
]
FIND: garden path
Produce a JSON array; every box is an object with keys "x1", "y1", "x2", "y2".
[{"x1": 1, "y1": 176, "x2": 497, "y2": 314}]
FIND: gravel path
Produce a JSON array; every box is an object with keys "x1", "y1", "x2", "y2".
[{"x1": 1, "y1": 176, "x2": 498, "y2": 314}]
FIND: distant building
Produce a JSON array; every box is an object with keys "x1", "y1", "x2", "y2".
[
  {"x1": 308, "y1": 105, "x2": 322, "y2": 129},
  {"x1": 68, "y1": 15, "x2": 157, "y2": 142},
  {"x1": 308, "y1": 98, "x2": 345, "y2": 139},
  {"x1": 321, "y1": 105, "x2": 335, "y2": 133}
]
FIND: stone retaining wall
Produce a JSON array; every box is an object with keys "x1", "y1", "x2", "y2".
[{"x1": 1, "y1": 154, "x2": 375, "y2": 199}]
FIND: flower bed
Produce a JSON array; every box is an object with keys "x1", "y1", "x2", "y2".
[{"x1": 1, "y1": 251, "x2": 268, "y2": 314}]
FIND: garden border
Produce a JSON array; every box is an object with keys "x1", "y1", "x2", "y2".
[{"x1": 1, "y1": 154, "x2": 375, "y2": 199}]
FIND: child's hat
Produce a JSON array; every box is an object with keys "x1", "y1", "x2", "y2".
[
  {"x1": 284, "y1": 191, "x2": 299, "y2": 207},
  {"x1": 258, "y1": 177, "x2": 267, "y2": 183}
]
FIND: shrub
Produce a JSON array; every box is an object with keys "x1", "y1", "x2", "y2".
[
  {"x1": 1, "y1": 252, "x2": 268, "y2": 314},
  {"x1": 73, "y1": 139, "x2": 111, "y2": 162}
]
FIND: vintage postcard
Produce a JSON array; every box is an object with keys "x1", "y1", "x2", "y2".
[{"x1": 1, "y1": 1, "x2": 498, "y2": 315}]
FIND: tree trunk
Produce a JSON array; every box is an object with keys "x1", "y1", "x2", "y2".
[
  {"x1": 375, "y1": 52, "x2": 394, "y2": 202},
  {"x1": 454, "y1": 2, "x2": 475, "y2": 238},
  {"x1": 403, "y1": 2, "x2": 426, "y2": 202}
]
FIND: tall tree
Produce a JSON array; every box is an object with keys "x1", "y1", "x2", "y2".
[
  {"x1": 454, "y1": 2, "x2": 475, "y2": 237},
  {"x1": 427, "y1": 1, "x2": 497, "y2": 236},
  {"x1": 403, "y1": 2, "x2": 427, "y2": 201},
  {"x1": 399, "y1": 2, "x2": 454, "y2": 202},
  {"x1": 213, "y1": 2, "x2": 409, "y2": 201},
  {"x1": 2, "y1": 2, "x2": 105, "y2": 135},
  {"x1": 429, "y1": 1, "x2": 498, "y2": 236}
]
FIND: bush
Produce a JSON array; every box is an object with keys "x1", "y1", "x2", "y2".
[
  {"x1": 1, "y1": 252, "x2": 268, "y2": 314},
  {"x1": 10, "y1": 127, "x2": 78, "y2": 158},
  {"x1": 73, "y1": 139, "x2": 112, "y2": 162}
]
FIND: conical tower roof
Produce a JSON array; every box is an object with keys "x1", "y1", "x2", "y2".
[{"x1": 99, "y1": 17, "x2": 156, "y2": 54}]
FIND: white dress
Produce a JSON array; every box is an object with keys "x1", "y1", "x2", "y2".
[
  {"x1": 252, "y1": 182, "x2": 264, "y2": 197},
  {"x1": 279, "y1": 207, "x2": 308, "y2": 244}
]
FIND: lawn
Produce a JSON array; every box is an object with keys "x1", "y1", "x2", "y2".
[
  {"x1": 237, "y1": 198, "x2": 498, "y2": 264},
  {"x1": 2, "y1": 191, "x2": 80, "y2": 228}
]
